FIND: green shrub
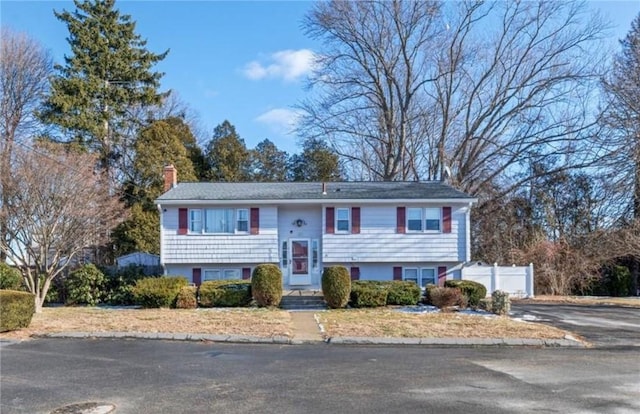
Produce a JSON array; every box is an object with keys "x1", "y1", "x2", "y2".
[
  {"x1": 64, "y1": 264, "x2": 106, "y2": 306},
  {"x1": 199, "y1": 280, "x2": 252, "y2": 307},
  {"x1": 251, "y1": 264, "x2": 283, "y2": 307},
  {"x1": 445, "y1": 280, "x2": 487, "y2": 307},
  {"x1": 386, "y1": 281, "x2": 421, "y2": 305},
  {"x1": 103, "y1": 268, "x2": 154, "y2": 305},
  {"x1": 478, "y1": 298, "x2": 492, "y2": 312},
  {"x1": 132, "y1": 276, "x2": 188, "y2": 308},
  {"x1": 322, "y1": 266, "x2": 351, "y2": 309},
  {"x1": 423, "y1": 284, "x2": 438, "y2": 305},
  {"x1": 491, "y1": 290, "x2": 511, "y2": 315},
  {"x1": 609, "y1": 265, "x2": 631, "y2": 297},
  {"x1": 0, "y1": 263, "x2": 22, "y2": 290},
  {"x1": 428, "y1": 287, "x2": 467, "y2": 310},
  {"x1": 0, "y1": 290, "x2": 35, "y2": 332},
  {"x1": 350, "y1": 281, "x2": 388, "y2": 308},
  {"x1": 176, "y1": 286, "x2": 197, "y2": 309}
]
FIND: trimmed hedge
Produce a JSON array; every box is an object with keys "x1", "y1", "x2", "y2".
[
  {"x1": 199, "y1": 280, "x2": 252, "y2": 307},
  {"x1": 387, "y1": 281, "x2": 421, "y2": 305},
  {"x1": 251, "y1": 264, "x2": 283, "y2": 307},
  {"x1": 321, "y1": 266, "x2": 351, "y2": 309},
  {"x1": 176, "y1": 286, "x2": 198, "y2": 309},
  {"x1": 423, "y1": 283, "x2": 437, "y2": 305},
  {"x1": 349, "y1": 280, "x2": 420, "y2": 307},
  {"x1": 0, "y1": 290, "x2": 35, "y2": 332},
  {"x1": 444, "y1": 280, "x2": 487, "y2": 307},
  {"x1": 350, "y1": 281, "x2": 388, "y2": 308},
  {"x1": 0, "y1": 263, "x2": 22, "y2": 290},
  {"x1": 64, "y1": 264, "x2": 106, "y2": 306},
  {"x1": 132, "y1": 276, "x2": 188, "y2": 308},
  {"x1": 428, "y1": 287, "x2": 467, "y2": 310}
]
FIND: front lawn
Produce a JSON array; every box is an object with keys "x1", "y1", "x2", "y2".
[
  {"x1": 0, "y1": 307, "x2": 293, "y2": 341},
  {"x1": 318, "y1": 309, "x2": 574, "y2": 340}
]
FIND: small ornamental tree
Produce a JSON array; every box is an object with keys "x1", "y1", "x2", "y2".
[{"x1": 0, "y1": 145, "x2": 124, "y2": 312}]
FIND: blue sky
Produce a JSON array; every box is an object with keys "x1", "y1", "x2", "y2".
[{"x1": 1, "y1": 0, "x2": 639, "y2": 154}]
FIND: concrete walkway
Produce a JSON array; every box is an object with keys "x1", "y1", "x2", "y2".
[{"x1": 289, "y1": 311, "x2": 324, "y2": 344}]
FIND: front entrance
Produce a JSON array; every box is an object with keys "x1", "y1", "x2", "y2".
[{"x1": 289, "y1": 239, "x2": 311, "y2": 285}]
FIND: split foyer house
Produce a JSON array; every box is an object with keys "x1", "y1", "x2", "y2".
[{"x1": 156, "y1": 165, "x2": 476, "y2": 289}]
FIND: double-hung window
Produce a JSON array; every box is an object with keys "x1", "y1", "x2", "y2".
[
  {"x1": 424, "y1": 208, "x2": 441, "y2": 231},
  {"x1": 189, "y1": 208, "x2": 249, "y2": 234},
  {"x1": 189, "y1": 209, "x2": 203, "y2": 233},
  {"x1": 336, "y1": 208, "x2": 350, "y2": 232},
  {"x1": 236, "y1": 209, "x2": 249, "y2": 233},
  {"x1": 406, "y1": 207, "x2": 441, "y2": 232},
  {"x1": 403, "y1": 268, "x2": 436, "y2": 287},
  {"x1": 204, "y1": 268, "x2": 240, "y2": 281},
  {"x1": 407, "y1": 208, "x2": 423, "y2": 231}
]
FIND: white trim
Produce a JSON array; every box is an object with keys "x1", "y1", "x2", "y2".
[
  {"x1": 203, "y1": 268, "x2": 241, "y2": 281},
  {"x1": 157, "y1": 204, "x2": 165, "y2": 267},
  {"x1": 157, "y1": 198, "x2": 477, "y2": 206},
  {"x1": 406, "y1": 207, "x2": 442, "y2": 233},
  {"x1": 335, "y1": 207, "x2": 351, "y2": 233},
  {"x1": 465, "y1": 202, "x2": 472, "y2": 262},
  {"x1": 403, "y1": 266, "x2": 436, "y2": 287}
]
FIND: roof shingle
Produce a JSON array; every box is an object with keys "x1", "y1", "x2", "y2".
[{"x1": 156, "y1": 181, "x2": 474, "y2": 202}]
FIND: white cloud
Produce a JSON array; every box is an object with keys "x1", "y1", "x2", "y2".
[
  {"x1": 242, "y1": 49, "x2": 315, "y2": 82},
  {"x1": 255, "y1": 108, "x2": 302, "y2": 135}
]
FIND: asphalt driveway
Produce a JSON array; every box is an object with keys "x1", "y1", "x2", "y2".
[{"x1": 511, "y1": 303, "x2": 640, "y2": 347}]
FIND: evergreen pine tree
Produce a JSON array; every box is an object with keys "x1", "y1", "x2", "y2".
[{"x1": 40, "y1": 0, "x2": 168, "y2": 174}]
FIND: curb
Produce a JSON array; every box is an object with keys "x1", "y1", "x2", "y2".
[
  {"x1": 39, "y1": 332, "x2": 292, "y2": 345},
  {"x1": 35, "y1": 332, "x2": 586, "y2": 347},
  {"x1": 326, "y1": 336, "x2": 585, "y2": 347}
]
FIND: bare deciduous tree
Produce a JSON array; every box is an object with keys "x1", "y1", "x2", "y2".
[
  {"x1": 600, "y1": 13, "x2": 640, "y2": 294},
  {"x1": 300, "y1": 0, "x2": 441, "y2": 181},
  {"x1": 0, "y1": 144, "x2": 124, "y2": 312},
  {"x1": 300, "y1": 1, "x2": 608, "y2": 193},
  {"x1": 0, "y1": 28, "x2": 52, "y2": 261}
]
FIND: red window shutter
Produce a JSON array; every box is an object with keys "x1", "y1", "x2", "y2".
[
  {"x1": 393, "y1": 266, "x2": 402, "y2": 281},
  {"x1": 326, "y1": 207, "x2": 335, "y2": 234},
  {"x1": 438, "y1": 266, "x2": 447, "y2": 287},
  {"x1": 350, "y1": 266, "x2": 360, "y2": 281},
  {"x1": 396, "y1": 207, "x2": 406, "y2": 234},
  {"x1": 178, "y1": 208, "x2": 188, "y2": 235},
  {"x1": 443, "y1": 207, "x2": 452, "y2": 233},
  {"x1": 250, "y1": 208, "x2": 259, "y2": 235},
  {"x1": 351, "y1": 207, "x2": 360, "y2": 234},
  {"x1": 192, "y1": 268, "x2": 202, "y2": 286},
  {"x1": 242, "y1": 268, "x2": 251, "y2": 280}
]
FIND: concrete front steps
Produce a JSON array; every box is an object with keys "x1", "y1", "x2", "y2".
[{"x1": 280, "y1": 290, "x2": 326, "y2": 310}]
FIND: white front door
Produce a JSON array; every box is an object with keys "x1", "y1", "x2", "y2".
[{"x1": 289, "y1": 239, "x2": 311, "y2": 285}]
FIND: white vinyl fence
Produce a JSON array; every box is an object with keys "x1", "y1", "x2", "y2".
[{"x1": 461, "y1": 263, "x2": 534, "y2": 298}]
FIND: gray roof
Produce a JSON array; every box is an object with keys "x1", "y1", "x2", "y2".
[{"x1": 156, "y1": 181, "x2": 475, "y2": 202}]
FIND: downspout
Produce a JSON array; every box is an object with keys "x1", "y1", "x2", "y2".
[
  {"x1": 157, "y1": 203, "x2": 166, "y2": 275},
  {"x1": 465, "y1": 202, "x2": 472, "y2": 262}
]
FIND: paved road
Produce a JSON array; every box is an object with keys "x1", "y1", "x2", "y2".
[
  {"x1": 1, "y1": 339, "x2": 639, "y2": 414},
  {"x1": 511, "y1": 303, "x2": 640, "y2": 347}
]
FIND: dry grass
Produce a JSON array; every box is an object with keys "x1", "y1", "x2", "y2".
[
  {"x1": 319, "y1": 309, "x2": 571, "y2": 339},
  {"x1": 0, "y1": 307, "x2": 293, "y2": 341},
  {"x1": 515, "y1": 295, "x2": 640, "y2": 307}
]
